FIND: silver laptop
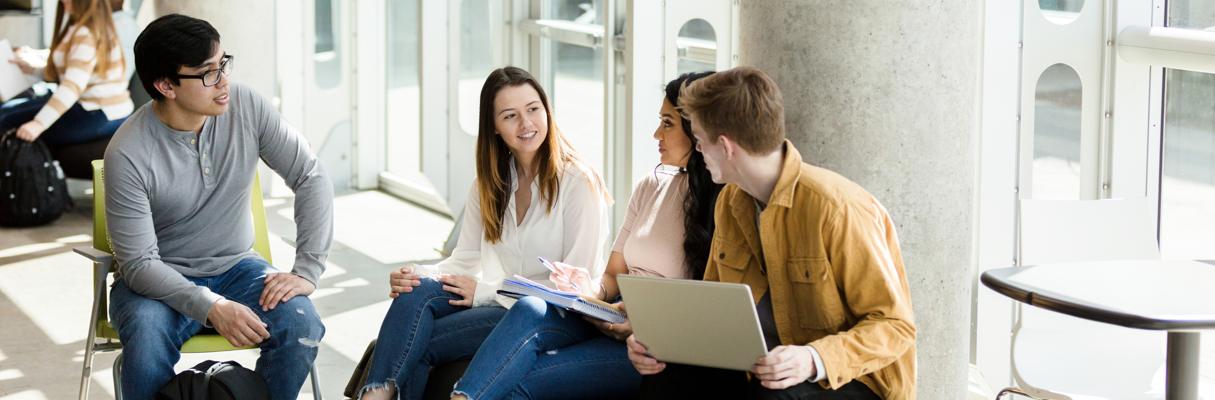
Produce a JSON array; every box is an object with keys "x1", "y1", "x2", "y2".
[{"x1": 617, "y1": 275, "x2": 767, "y2": 371}]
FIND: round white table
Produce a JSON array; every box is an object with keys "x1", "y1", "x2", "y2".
[{"x1": 982, "y1": 259, "x2": 1215, "y2": 400}]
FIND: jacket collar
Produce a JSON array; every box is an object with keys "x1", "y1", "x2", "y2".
[
  {"x1": 768, "y1": 140, "x2": 803, "y2": 209},
  {"x1": 725, "y1": 140, "x2": 802, "y2": 262},
  {"x1": 730, "y1": 140, "x2": 802, "y2": 211}
]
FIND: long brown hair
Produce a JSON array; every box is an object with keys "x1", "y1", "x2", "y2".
[
  {"x1": 475, "y1": 66, "x2": 608, "y2": 243},
  {"x1": 45, "y1": 0, "x2": 121, "y2": 82}
]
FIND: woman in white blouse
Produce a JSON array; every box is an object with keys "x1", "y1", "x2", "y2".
[
  {"x1": 447, "y1": 72, "x2": 722, "y2": 400},
  {"x1": 358, "y1": 66, "x2": 611, "y2": 400}
]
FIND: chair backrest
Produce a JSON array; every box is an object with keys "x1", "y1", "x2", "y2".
[
  {"x1": 1018, "y1": 197, "x2": 1159, "y2": 265},
  {"x1": 90, "y1": 160, "x2": 273, "y2": 263},
  {"x1": 1010, "y1": 197, "x2": 1163, "y2": 395}
]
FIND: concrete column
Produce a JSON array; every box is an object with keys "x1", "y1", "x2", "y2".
[
  {"x1": 150, "y1": 0, "x2": 277, "y2": 99},
  {"x1": 741, "y1": 2, "x2": 980, "y2": 398}
]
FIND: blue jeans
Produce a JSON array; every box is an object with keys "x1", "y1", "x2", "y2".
[
  {"x1": 0, "y1": 93, "x2": 125, "y2": 146},
  {"x1": 362, "y1": 277, "x2": 508, "y2": 400},
  {"x1": 109, "y1": 257, "x2": 325, "y2": 400},
  {"x1": 453, "y1": 296, "x2": 641, "y2": 400}
]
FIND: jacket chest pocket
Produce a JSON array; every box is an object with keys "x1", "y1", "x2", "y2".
[
  {"x1": 787, "y1": 257, "x2": 846, "y2": 330},
  {"x1": 712, "y1": 239, "x2": 752, "y2": 283}
]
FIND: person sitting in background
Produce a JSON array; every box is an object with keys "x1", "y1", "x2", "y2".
[
  {"x1": 447, "y1": 71, "x2": 723, "y2": 400},
  {"x1": 1, "y1": 0, "x2": 132, "y2": 145},
  {"x1": 627, "y1": 66, "x2": 917, "y2": 400},
  {"x1": 358, "y1": 66, "x2": 612, "y2": 400}
]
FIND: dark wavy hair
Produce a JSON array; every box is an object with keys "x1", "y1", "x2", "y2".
[{"x1": 665, "y1": 71, "x2": 722, "y2": 280}]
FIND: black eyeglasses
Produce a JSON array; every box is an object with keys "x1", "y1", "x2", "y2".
[{"x1": 174, "y1": 55, "x2": 233, "y2": 87}]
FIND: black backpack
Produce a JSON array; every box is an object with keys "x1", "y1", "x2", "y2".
[
  {"x1": 156, "y1": 360, "x2": 270, "y2": 400},
  {"x1": 0, "y1": 130, "x2": 71, "y2": 227}
]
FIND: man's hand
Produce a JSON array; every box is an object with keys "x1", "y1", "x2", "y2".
[
  {"x1": 585, "y1": 302, "x2": 631, "y2": 341},
  {"x1": 388, "y1": 264, "x2": 422, "y2": 298},
  {"x1": 751, "y1": 345, "x2": 818, "y2": 390},
  {"x1": 439, "y1": 274, "x2": 477, "y2": 307},
  {"x1": 626, "y1": 334, "x2": 666, "y2": 375},
  {"x1": 259, "y1": 273, "x2": 315, "y2": 311},
  {"x1": 15, "y1": 121, "x2": 44, "y2": 142},
  {"x1": 207, "y1": 299, "x2": 270, "y2": 347}
]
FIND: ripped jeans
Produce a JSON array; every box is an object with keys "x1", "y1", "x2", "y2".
[
  {"x1": 360, "y1": 278, "x2": 508, "y2": 400},
  {"x1": 109, "y1": 256, "x2": 325, "y2": 400}
]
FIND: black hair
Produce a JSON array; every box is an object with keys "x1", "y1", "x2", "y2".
[
  {"x1": 133, "y1": 14, "x2": 221, "y2": 101},
  {"x1": 665, "y1": 71, "x2": 722, "y2": 280}
]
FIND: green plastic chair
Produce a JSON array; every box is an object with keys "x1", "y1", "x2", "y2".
[{"x1": 75, "y1": 160, "x2": 321, "y2": 399}]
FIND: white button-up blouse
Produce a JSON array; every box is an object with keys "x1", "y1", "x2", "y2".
[{"x1": 430, "y1": 160, "x2": 611, "y2": 308}]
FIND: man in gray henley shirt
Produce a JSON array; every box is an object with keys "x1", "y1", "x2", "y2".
[{"x1": 104, "y1": 15, "x2": 332, "y2": 400}]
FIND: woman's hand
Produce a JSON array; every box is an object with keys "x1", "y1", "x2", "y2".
[
  {"x1": 15, "y1": 121, "x2": 44, "y2": 142},
  {"x1": 440, "y1": 274, "x2": 478, "y2": 307},
  {"x1": 388, "y1": 264, "x2": 422, "y2": 298},
  {"x1": 585, "y1": 302, "x2": 632, "y2": 340},
  {"x1": 11, "y1": 46, "x2": 44, "y2": 75},
  {"x1": 8, "y1": 57, "x2": 33, "y2": 75},
  {"x1": 549, "y1": 261, "x2": 596, "y2": 297}
]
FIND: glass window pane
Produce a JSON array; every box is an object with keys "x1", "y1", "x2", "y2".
[
  {"x1": 1038, "y1": 0, "x2": 1083, "y2": 24},
  {"x1": 1161, "y1": 69, "x2": 1215, "y2": 259},
  {"x1": 1167, "y1": 0, "x2": 1215, "y2": 29},
  {"x1": 458, "y1": 0, "x2": 497, "y2": 136},
  {"x1": 677, "y1": 19, "x2": 716, "y2": 75},
  {"x1": 314, "y1": 0, "x2": 341, "y2": 89},
  {"x1": 548, "y1": 0, "x2": 602, "y2": 24},
  {"x1": 386, "y1": 0, "x2": 420, "y2": 175},
  {"x1": 551, "y1": 40, "x2": 605, "y2": 175},
  {"x1": 1032, "y1": 63, "x2": 1083, "y2": 200}
]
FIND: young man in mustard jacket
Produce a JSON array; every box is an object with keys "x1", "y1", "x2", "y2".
[{"x1": 626, "y1": 66, "x2": 916, "y2": 400}]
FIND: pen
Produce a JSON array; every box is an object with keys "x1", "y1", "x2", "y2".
[
  {"x1": 537, "y1": 256, "x2": 580, "y2": 292},
  {"x1": 537, "y1": 256, "x2": 559, "y2": 273}
]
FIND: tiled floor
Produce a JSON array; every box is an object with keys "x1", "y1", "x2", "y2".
[{"x1": 0, "y1": 189, "x2": 453, "y2": 399}]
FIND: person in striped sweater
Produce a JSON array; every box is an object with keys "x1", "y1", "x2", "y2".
[{"x1": 1, "y1": 0, "x2": 133, "y2": 146}]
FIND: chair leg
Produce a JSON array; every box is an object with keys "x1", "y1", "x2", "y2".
[
  {"x1": 112, "y1": 352, "x2": 124, "y2": 400},
  {"x1": 77, "y1": 339, "x2": 95, "y2": 400},
  {"x1": 78, "y1": 261, "x2": 108, "y2": 400},
  {"x1": 310, "y1": 363, "x2": 322, "y2": 400}
]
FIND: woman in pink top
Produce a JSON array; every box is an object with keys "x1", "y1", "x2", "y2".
[{"x1": 446, "y1": 71, "x2": 722, "y2": 399}]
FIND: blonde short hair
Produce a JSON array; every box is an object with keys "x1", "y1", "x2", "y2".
[{"x1": 679, "y1": 66, "x2": 786, "y2": 154}]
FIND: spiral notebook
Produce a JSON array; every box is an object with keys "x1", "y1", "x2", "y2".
[{"x1": 498, "y1": 275, "x2": 627, "y2": 324}]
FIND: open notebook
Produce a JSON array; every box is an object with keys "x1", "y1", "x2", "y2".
[
  {"x1": 498, "y1": 275, "x2": 627, "y2": 324},
  {"x1": 0, "y1": 40, "x2": 35, "y2": 102}
]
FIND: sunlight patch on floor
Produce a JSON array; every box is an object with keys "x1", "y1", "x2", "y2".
[
  {"x1": 318, "y1": 299, "x2": 392, "y2": 363},
  {"x1": 0, "y1": 252, "x2": 93, "y2": 345}
]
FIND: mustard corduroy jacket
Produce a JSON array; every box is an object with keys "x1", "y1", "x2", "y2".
[{"x1": 705, "y1": 142, "x2": 917, "y2": 399}]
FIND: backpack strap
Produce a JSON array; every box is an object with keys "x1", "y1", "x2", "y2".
[{"x1": 192, "y1": 360, "x2": 220, "y2": 400}]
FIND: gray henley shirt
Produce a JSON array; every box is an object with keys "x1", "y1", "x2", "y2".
[{"x1": 103, "y1": 83, "x2": 334, "y2": 324}]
